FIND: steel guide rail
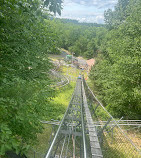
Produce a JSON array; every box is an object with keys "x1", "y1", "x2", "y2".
[
  {"x1": 41, "y1": 120, "x2": 141, "y2": 127},
  {"x1": 44, "y1": 81, "x2": 77, "y2": 158},
  {"x1": 45, "y1": 77, "x2": 105, "y2": 158},
  {"x1": 83, "y1": 78, "x2": 141, "y2": 157},
  {"x1": 45, "y1": 78, "x2": 87, "y2": 158}
]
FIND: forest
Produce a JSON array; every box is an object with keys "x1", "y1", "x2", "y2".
[
  {"x1": 0, "y1": 0, "x2": 141, "y2": 157},
  {"x1": 53, "y1": 0, "x2": 141, "y2": 119}
]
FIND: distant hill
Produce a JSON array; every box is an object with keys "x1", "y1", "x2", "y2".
[{"x1": 54, "y1": 18, "x2": 105, "y2": 27}]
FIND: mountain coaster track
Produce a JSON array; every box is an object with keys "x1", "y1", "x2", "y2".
[
  {"x1": 45, "y1": 77, "x2": 102, "y2": 158},
  {"x1": 44, "y1": 76, "x2": 141, "y2": 158}
]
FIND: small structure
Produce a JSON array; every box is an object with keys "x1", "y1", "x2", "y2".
[
  {"x1": 66, "y1": 55, "x2": 72, "y2": 60},
  {"x1": 86, "y1": 58, "x2": 95, "y2": 72},
  {"x1": 77, "y1": 57, "x2": 88, "y2": 70}
]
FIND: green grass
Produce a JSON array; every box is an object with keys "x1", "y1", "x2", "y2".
[
  {"x1": 61, "y1": 65, "x2": 88, "y2": 80},
  {"x1": 44, "y1": 82, "x2": 75, "y2": 121},
  {"x1": 26, "y1": 81, "x2": 75, "y2": 157},
  {"x1": 26, "y1": 64, "x2": 88, "y2": 157}
]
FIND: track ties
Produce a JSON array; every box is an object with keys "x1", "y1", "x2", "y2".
[{"x1": 82, "y1": 81, "x2": 103, "y2": 158}]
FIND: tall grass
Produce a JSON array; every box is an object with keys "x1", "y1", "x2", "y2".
[{"x1": 26, "y1": 81, "x2": 75, "y2": 157}]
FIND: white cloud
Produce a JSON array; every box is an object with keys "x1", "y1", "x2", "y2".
[
  {"x1": 65, "y1": 0, "x2": 118, "y2": 7},
  {"x1": 59, "y1": 0, "x2": 118, "y2": 23},
  {"x1": 80, "y1": 1, "x2": 86, "y2": 5},
  {"x1": 96, "y1": 15, "x2": 104, "y2": 23},
  {"x1": 59, "y1": 14, "x2": 104, "y2": 24}
]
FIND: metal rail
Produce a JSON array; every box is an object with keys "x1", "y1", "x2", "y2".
[
  {"x1": 82, "y1": 80, "x2": 103, "y2": 158},
  {"x1": 81, "y1": 86, "x2": 87, "y2": 158},
  {"x1": 44, "y1": 76, "x2": 141, "y2": 158},
  {"x1": 41, "y1": 120, "x2": 141, "y2": 126},
  {"x1": 45, "y1": 90, "x2": 75, "y2": 158},
  {"x1": 83, "y1": 78, "x2": 141, "y2": 157},
  {"x1": 50, "y1": 70, "x2": 69, "y2": 88},
  {"x1": 44, "y1": 77, "x2": 103, "y2": 158},
  {"x1": 44, "y1": 78, "x2": 88, "y2": 158}
]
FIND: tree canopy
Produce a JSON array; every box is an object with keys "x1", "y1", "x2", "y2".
[
  {"x1": 90, "y1": 0, "x2": 141, "y2": 119},
  {"x1": 0, "y1": 0, "x2": 62, "y2": 156},
  {"x1": 52, "y1": 0, "x2": 141, "y2": 119},
  {"x1": 0, "y1": 0, "x2": 141, "y2": 156},
  {"x1": 51, "y1": 19, "x2": 107, "y2": 58}
]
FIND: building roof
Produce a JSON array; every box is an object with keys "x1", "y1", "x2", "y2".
[{"x1": 86, "y1": 59, "x2": 95, "y2": 67}]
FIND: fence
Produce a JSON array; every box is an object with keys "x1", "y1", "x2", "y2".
[
  {"x1": 26, "y1": 124, "x2": 58, "y2": 158},
  {"x1": 83, "y1": 78, "x2": 141, "y2": 158},
  {"x1": 27, "y1": 78, "x2": 141, "y2": 158},
  {"x1": 50, "y1": 70, "x2": 69, "y2": 88}
]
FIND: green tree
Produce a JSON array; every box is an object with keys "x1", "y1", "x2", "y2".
[
  {"x1": 0, "y1": 0, "x2": 62, "y2": 156},
  {"x1": 90, "y1": 0, "x2": 141, "y2": 119},
  {"x1": 84, "y1": 38, "x2": 97, "y2": 58},
  {"x1": 104, "y1": 0, "x2": 130, "y2": 29},
  {"x1": 69, "y1": 36, "x2": 88, "y2": 56}
]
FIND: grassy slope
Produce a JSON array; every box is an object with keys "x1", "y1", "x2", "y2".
[
  {"x1": 27, "y1": 66, "x2": 77, "y2": 157},
  {"x1": 45, "y1": 82, "x2": 75, "y2": 121},
  {"x1": 27, "y1": 48, "x2": 89, "y2": 157},
  {"x1": 27, "y1": 82, "x2": 75, "y2": 157}
]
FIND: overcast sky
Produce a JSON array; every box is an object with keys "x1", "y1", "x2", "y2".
[{"x1": 58, "y1": 0, "x2": 118, "y2": 23}]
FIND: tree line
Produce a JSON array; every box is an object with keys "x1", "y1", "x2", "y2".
[
  {"x1": 51, "y1": 18, "x2": 107, "y2": 58},
  {"x1": 90, "y1": 0, "x2": 141, "y2": 119},
  {"x1": 0, "y1": 0, "x2": 141, "y2": 156},
  {"x1": 50, "y1": 0, "x2": 141, "y2": 119},
  {"x1": 0, "y1": 0, "x2": 62, "y2": 156}
]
